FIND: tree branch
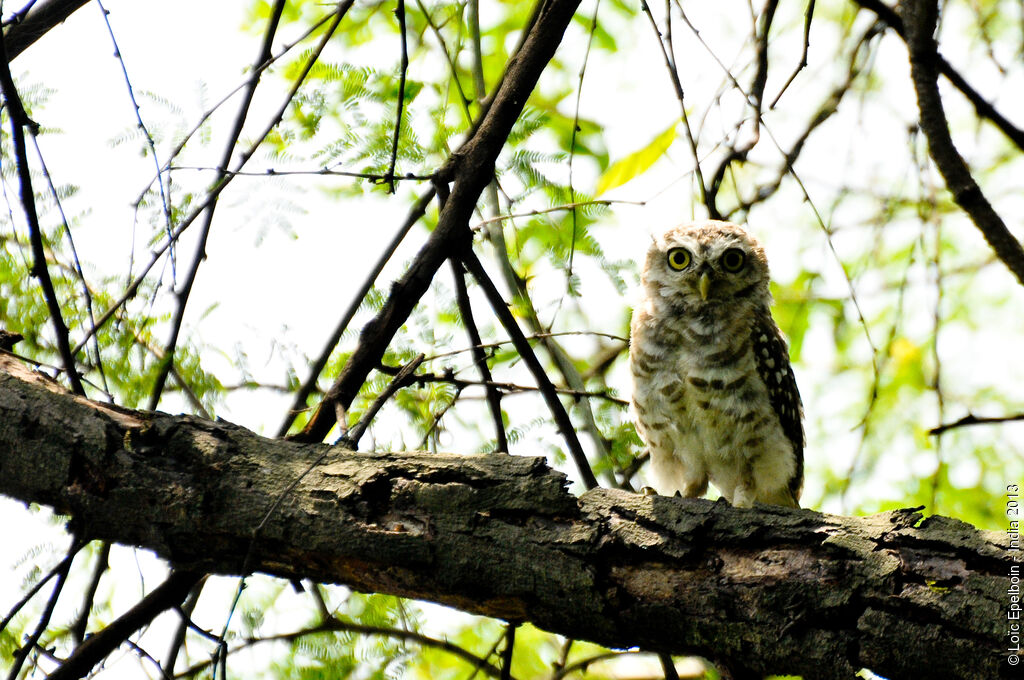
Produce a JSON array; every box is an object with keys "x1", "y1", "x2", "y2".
[
  {"x1": 295, "y1": 0, "x2": 585, "y2": 443},
  {"x1": 0, "y1": 353, "x2": 1010, "y2": 680},
  {"x1": 928, "y1": 411, "x2": 1024, "y2": 436},
  {"x1": 461, "y1": 250, "x2": 598, "y2": 488},
  {"x1": 2, "y1": 0, "x2": 90, "y2": 61},
  {"x1": 276, "y1": 187, "x2": 435, "y2": 438},
  {"x1": 0, "y1": 23, "x2": 85, "y2": 396},
  {"x1": 900, "y1": 0, "x2": 1024, "y2": 287},
  {"x1": 450, "y1": 258, "x2": 508, "y2": 452},
  {"x1": 44, "y1": 569, "x2": 204, "y2": 680},
  {"x1": 148, "y1": 0, "x2": 289, "y2": 409},
  {"x1": 851, "y1": 0, "x2": 1024, "y2": 152}
]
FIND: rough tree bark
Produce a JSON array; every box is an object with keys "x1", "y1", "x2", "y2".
[{"x1": 0, "y1": 353, "x2": 1012, "y2": 679}]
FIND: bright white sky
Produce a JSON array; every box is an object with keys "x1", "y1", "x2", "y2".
[{"x1": 3, "y1": 0, "x2": 1023, "y2": 674}]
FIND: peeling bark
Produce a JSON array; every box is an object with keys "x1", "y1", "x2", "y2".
[{"x1": 0, "y1": 354, "x2": 1012, "y2": 679}]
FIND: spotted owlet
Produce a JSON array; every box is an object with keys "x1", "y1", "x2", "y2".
[{"x1": 629, "y1": 220, "x2": 804, "y2": 508}]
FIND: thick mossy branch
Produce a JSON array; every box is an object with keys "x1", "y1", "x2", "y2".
[{"x1": 0, "y1": 354, "x2": 1011, "y2": 679}]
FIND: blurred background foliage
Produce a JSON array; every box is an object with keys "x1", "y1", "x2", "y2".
[{"x1": 2, "y1": 0, "x2": 1023, "y2": 677}]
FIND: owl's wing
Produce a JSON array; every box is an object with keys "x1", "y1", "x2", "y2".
[{"x1": 751, "y1": 310, "x2": 804, "y2": 497}]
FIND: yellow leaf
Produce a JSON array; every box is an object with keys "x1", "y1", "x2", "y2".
[{"x1": 595, "y1": 121, "x2": 678, "y2": 196}]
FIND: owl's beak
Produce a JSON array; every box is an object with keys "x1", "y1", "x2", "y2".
[{"x1": 698, "y1": 271, "x2": 711, "y2": 301}]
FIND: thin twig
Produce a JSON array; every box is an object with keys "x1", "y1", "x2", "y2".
[
  {"x1": 0, "y1": 27, "x2": 84, "y2": 395},
  {"x1": 471, "y1": 199, "x2": 643, "y2": 230},
  {"x1": 96, "y1": 0, "x2": 175, "y2": 277},
  {"x1": 276, "y1": 187, "x2": 435, "y2": 437},
  {"x1": 461, "y1": 250, "x2": 599, "y2": 489},
  {"x1": 421, "y1": 330, "x2": 628, "y2": 362},
  {"x1": 770, "y1": 0, "x2": 815, "y2": 108},
  {"x1": 550, "y1": 651, "x2": 632, "y2": 680},
  {"x1": 385, "y1": 0, "x2": 410, "y2": 193},
  {"x1": 147, "y1": 0, "x2": 289, "y2": 409},
  {"x1": 564, "y1": 0, "x2": 602, "y2": 282},
  {"x1": 468, "y1": 0, "x2": 486, "y2": 103},
  {"x1": 416, "y1": 0, "x2": 474, "y2": 125},
  {"x1": 900, "y1": 0, "x2": 1024, "y2": 287},
  {"x1": 376, "y1": 361, "x2": 630, "y2": 406},
  {"x1": 639, "y1": 0, "x2": 710, "y2": 215},
  {"x1": 703, "y1": 0, "x2": 777, "y2": 216},
  {"x1": 44, "y1": 570, "x2": 203, "y2": 680},
  {"x1": 418, "y1": 384, "x2": 464, "y2": 451},
  {"x1": 122, "y1": 638, "x2": 174, "y2": 680},
  {"x1": 451, "y1": 258, "x2": 508, "y2": 451},
  {"x1": 174, "y1": 617, "x2": 512, "y2": 680},
  {"x1": 164, "y1": 577, "x2": 208, "y2": 675},
  {"x1": 345, "y1": 353, "x2": 425, "y2": 447},
  {"x1": 28, "y1": 135, "x2": 110, "y2": 396},
  {"x1": 69, "y1": 541, "x2": 111, "y2": 644},
  {"x1": 928, "y1": 412, "x2": 1024, "y2": 437},
  {"x1": 5, "y1": 539, "x2": 82, "y2": 680},
  {"x1": 169, "y1": 165, "x2": 433, "y2": 182},
  {"x1": 928, "y1": 211, "x2": 945, "y2": 510}
]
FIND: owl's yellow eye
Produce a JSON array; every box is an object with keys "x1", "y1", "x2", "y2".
[
  {"x1": 666, "y1": 248, "x2": 692, "y2": 271},
  {"x1": 721, "y1": 248, "x2": 745, "y2": 273}
]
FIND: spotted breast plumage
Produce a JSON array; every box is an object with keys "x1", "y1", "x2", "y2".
[{"x1": 629, "y1": 220, "x2": 804, "y2": 508}]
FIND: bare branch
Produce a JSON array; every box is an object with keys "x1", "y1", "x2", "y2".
[
  {"x1": 462, "y1": 249, "x2": 599, "y2": 489},
  {"x1": 69, "y1": 541, "x2": 110, "y2": 645},
  {"x1": 44, "y1": 570, "x2": 204, "y2": 680},
  {"x1": 451, "y1": 258, "x2": 508, "y2": 452},
  {"x1": 384, "y1": 0, "x2": 410, "y2": 193},
  {"x1": 277, "y1": 188, "x2": 436, "y2": 438},
  {"x1": 901, "y1": 0, "x2": 1024, "y2": 287},
  {"x1": 770, "y1": 0, "x2": 816, "y2": 108},
  {"x1": 345, "y1": 353, "x2": 425, "y2": 447},
  {"x1": 852, "y1": 0, "x2": 1024, "y2": 153},
  {"x1": 175, "y1": 617, "x2": 512, "y2": 680},
  {"x1": 148, "y1": 0, "x2": 289, "y2": 409},
  {"x1": 0, "y1": 22, "x2": 84, "y2": 395},
  {"x1": 5, "y1": 539, "x2": 82, "y2": 680},
  {"x1": 638, "y1": 0, "x2": 710, "y2": 215},
  {"x1": 928, "y1": 411, "x2": 1024, "y2": 436},
  {"x1": 3, "y1": 0, "x2": 90, "y2": 61},
  {"x1": 294, "y1": 0, "x2": 586, "y2": 444}
]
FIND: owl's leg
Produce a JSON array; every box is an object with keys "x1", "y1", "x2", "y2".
[
  {"x1": 678, "y1": 474, "x2": 709, "y2": 499},
  {"x1": 731, "y1": 484, "x2": 755, "y2": 508}
]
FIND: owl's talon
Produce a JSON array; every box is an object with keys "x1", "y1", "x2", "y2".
[{"x1": 640, "y1": 486, "x2": 659, "y2": 496}]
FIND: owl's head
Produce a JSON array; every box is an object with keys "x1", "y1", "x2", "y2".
[{"x1": 641, "y1": 220, "x2": 772, "y2": 312}]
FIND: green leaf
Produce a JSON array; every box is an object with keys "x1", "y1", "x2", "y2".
[{"x1": 595, "y1": 121, "x2": 677, "y2": 196}]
